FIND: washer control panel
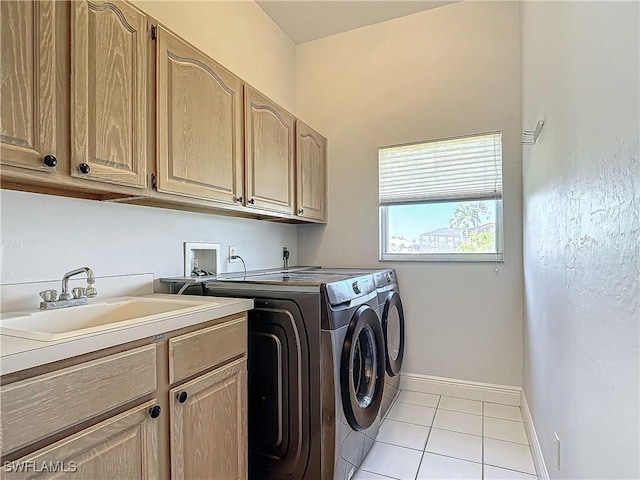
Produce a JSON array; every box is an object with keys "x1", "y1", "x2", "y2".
[
  {"x1": 374, "y1": 269, "x2": 396, "y2": 288},
  {"x1": 326, "y1": 275, "x2": 375, "y2": 305}
]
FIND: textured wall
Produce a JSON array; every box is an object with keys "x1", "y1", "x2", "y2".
[
  {"x1": 296, "y1": 1, "x2": 524, "y2": 386},
  {"x1": 521, "y1": 2, "x2": 639, "y2": 478}
]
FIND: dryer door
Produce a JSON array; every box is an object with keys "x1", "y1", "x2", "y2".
[
  {"x1": 382, "y1": 291, "x2": 405, "y2": 376},
  {"x1": 340, "y1": 305, "x2": 385, "y2": 431}
]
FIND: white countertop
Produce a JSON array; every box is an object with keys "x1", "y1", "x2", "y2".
[{"x1": 0, "y1": 294, "x2": 253, "y2": 375}]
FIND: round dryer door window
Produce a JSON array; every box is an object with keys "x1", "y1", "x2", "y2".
[
  {"x1": 341, "y1": 305, "x2": 385, "y2": 431},
  {"x1": 382, "y1": 291, "x2": 405, "y2": 376}
]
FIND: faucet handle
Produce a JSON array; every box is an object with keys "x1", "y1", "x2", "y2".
[
  {"x1": 72, "y1": 287, "x2": 86, "y2": 299},
  {"x1": 85, "y1": 284, "x2": 97, "y2": 298},
  {"x1": 39, "y1": 290, "x2": 58, "y2": 302}
]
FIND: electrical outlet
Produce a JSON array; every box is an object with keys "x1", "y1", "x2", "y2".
[
  {"x1": 554, "y1": 432, "x2": 561, "y2": 470},
  {"x1": 229, "y1": 246, "x2": 237, "y2": 263}
]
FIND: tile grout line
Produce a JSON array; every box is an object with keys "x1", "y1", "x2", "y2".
[
  {"x1": 429, "y1": 426, "x2": 483, "y2": 439},
  {"x1": 483, "y1": 462, "x2": 538, "y2": 477},
  {"x1": 372, "y1": 393, "x2": 534, "y2": 479},
  {"x1": 482, "y1": 401, "x2": 485, "y2": 480},
  {"x1": 483, "y1": 435, "x2": 532, "y2": 447},
  {"x1": 484, "y1": 415, "x2": 525, "y2": 423},
  {"x1": 437, "y1": 406, "x2": 484, "y2": 416},
  {"x1": 414, "y1": 394, "x2": 442, "y2": 480},
  {"x1": 484, "y1": 438, "x2": 529, "y2": 446},
  {"x1": 357, "y1": 467, "x2": 398, "y2": 479},
  {"x1": 383, "y1": 417, "x2": 433, "y2": 428},
  {"x1": 484, "y1": 415, "x2": 527, "y2": 425},
  {"x1": 418, "y1": 450, "x2": 483, "y2": 466}
]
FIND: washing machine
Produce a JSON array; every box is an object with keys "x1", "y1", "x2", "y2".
[
  {"x1": 323, "y1": 276, "x2": 386, "y2": 479},
  {"x1": 188, "y1": 269, "x2": 385, "y2": 479},
  {"x1": 314, "y1": 268, "x2": 405, "y2": 417}
]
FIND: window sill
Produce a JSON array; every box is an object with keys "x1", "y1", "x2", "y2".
[{"x1": 379, "y1": 252, "x2": 504, "y2": 263}]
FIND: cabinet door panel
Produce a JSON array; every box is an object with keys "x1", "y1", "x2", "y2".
[
  {"x1": 171, "y1": 358, "x2": 247, "y2": 480},
  {"x1": 156, "y1": 27, "x2": 243, "y2": 204},
  {"x1": 296, "y1": 121, "x2": 327, "y2": 222},
  {"x1": 0, "y1": 0, "x2": 61, "y2": 172},
  {"x1": 244, "y1": 87, "x2": 294, "y2": 214},
  {"x1": 71, "y1": 0, "x2": 147, "y2": 188},
  {"x1": 1, "y1": 400, "x2": 160, "y2": 480}
]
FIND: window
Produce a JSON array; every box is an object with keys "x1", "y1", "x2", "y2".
[{"x1": 379, "y1": 132, "x2": 504, "y2": 262}]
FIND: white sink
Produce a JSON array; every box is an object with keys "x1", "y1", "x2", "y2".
[{"x1": 0, "y1": 297, "x2": 218, "y2": 342}]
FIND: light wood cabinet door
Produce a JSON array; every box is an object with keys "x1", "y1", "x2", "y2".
[
  {"x1": 296, "y1": 120, "x2": 327, "y2": 222},
  {"x1": 0, "y1": 0, "x2": 64, "y2": 173},
  {"x1": 2, "y1": 400, "x2": 161, "y2": 480},
  {"x1": 170, "y1": 358, "x2": 247, "y2": 480},
  {"x1": 244, "y1": 86, "x2": 295, "y2": 214},
  {"x1": 70, "y1": 0, "x2": 147, "y2": 188},
  {"x1": 156, "y1": 26, "x2": 243, "y2": 205}
]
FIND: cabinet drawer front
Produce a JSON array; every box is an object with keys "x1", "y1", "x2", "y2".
[
  {"x1": 169, "y1": 316, "x2": 246, "y2": 384},
  {"x1": 1, "y1": 344, "x2": 156, "y2": 454},
  {"x1": 2, "y1": 399, "x2": 160, "y2": 480}
]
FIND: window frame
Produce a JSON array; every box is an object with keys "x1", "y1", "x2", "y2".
[{"x1": 378, "y1": 132, "x2": 505, "y2": 263}]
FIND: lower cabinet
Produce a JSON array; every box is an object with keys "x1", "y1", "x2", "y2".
[
  {"x1": 0, "y1": 313, "x2": 248, "y2": 480},
  {"x1": 3, "y1": 400, "x2": 161, "y2": 480},
  {"x1": 170, "y1": 358, "x2": 247, "y2": 480}
]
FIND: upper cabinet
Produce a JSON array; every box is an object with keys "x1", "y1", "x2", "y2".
[
  {"x1": 156, "y1": 26, "x2": 243, "y2": 205},
  {"x1": 296, "y1": 121, "x2": 327, "y2": 222},
  {"x1": 70, "y1": 0, "x2": 148, "y2": 188},
  {"x1": 1, "y1": 0, "x2": 327, "y2": 223},
  {"x1": 0, "y1": 0, "x2": 65, "y2": 173},
  {"x1": 244, "y1": 86, "x2": 295, "y2": 215}
]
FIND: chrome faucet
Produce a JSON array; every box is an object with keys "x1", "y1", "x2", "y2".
[{"x1": 39, "y1": 267, "x2": 98, "y2": 310}]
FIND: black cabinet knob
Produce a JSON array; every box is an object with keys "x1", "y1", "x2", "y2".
[
  {"x1": 42, "y1": 154, "x2": 57, "y2": 168},
  {"x1": 235, "y1": 196, "x2": 243, "y2": 203},
  {"x1": 148, "y1": 405, "x2": 161, "y2": 419},
  {"x1": 177, "y1": 391, "x2": 188, "y2": 404},
  {"x1": 298, "y1": 209, "x2": 304, "y2": 215},
  {"x1": 248, "y1": 198, "x2": 255, "y2": 205},
  {"x1": 78, "y1": 163, "x2": 91, "y2": 174}
]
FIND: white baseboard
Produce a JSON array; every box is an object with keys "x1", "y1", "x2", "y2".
[
  {"x1": 400, "y1": 372, "x2": 522, "y2": 406},
  {"x1": 521, "y1": 391, "x2": 549, "y2": 480}
]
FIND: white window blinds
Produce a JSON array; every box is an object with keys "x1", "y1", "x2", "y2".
[{"x1": 379, "y1": 132, "x2": 502, "y2": 205}]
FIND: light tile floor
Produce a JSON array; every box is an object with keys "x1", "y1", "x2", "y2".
[{"x1": 354, "y1": 390, "x2": 537, "y2": 480}]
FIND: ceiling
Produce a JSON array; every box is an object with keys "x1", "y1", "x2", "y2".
[{"x1": 257, "y1": 1, "x2": 458, "y2": 44}]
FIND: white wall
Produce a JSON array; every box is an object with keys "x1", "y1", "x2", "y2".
[
  {"x1": 296, "y1": 2, "x2": 523, "y2": 386},
  {"x1": 0, "y1": 190, "x2": 296, "y2": 285},
  {"x1": 1, "y1": 1, "x2": 298, "y2": 287},
  {"x1": 132, "y1": 0, "x2": 297, "y2": 112},
  {"x1": 521, "y1": 2, "x2": 639, "y2": 478}
]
